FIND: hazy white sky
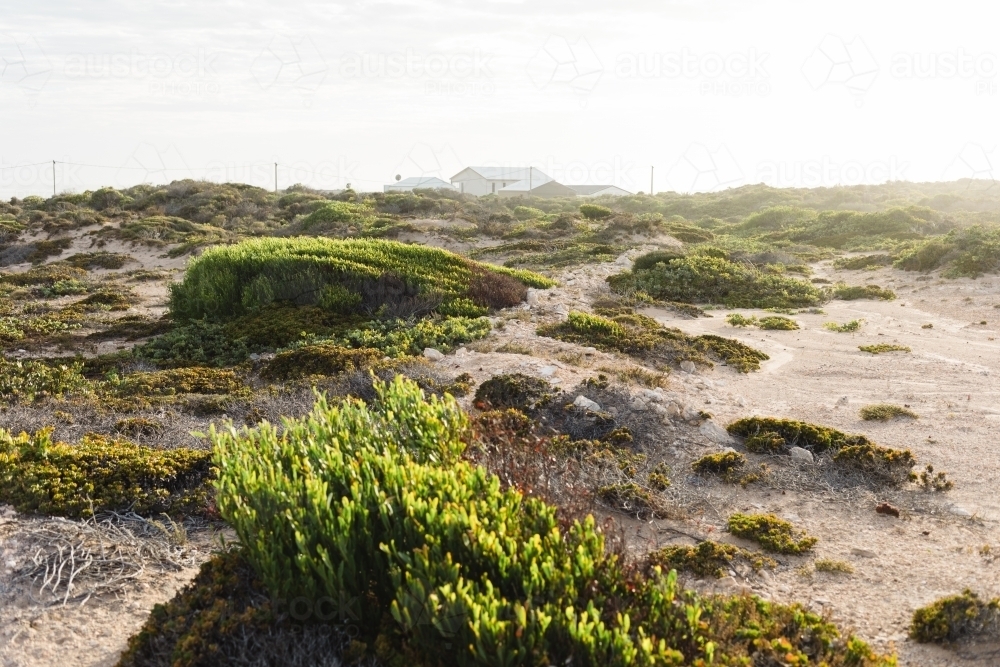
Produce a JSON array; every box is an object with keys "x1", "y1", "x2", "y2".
[{"x1": 1, "y1": 0, "x2": 998, "y2": 197}]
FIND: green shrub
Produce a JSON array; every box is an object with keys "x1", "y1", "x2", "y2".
[
  {"x1": 832, "y1": 443, "x2": 916, "y2": 485},
  {"x1": 727, "y1": 513, "x2": 817, "y2": 554},
  {"x1": 135, "y1": 320, "x2": 252, "y2": 368},
  {"x1": 648, "y1": 541, "x2": 775, "y2": 578},
  {"x1": 859, "y1": 344, "x2": 910, "y2": 354},
  {"x1": 0, "y1": 428, "x2": 213, "y2": 518},
  {"x1": 335, "y1": 316, "x2": 490, "y2": 357},
  {"x1": 474, "y1": 373, "x2": 555, "y2": 412},
  {"x1": 911, "y1": 464, "x2": 954, "y2": 492},
  {"x1": 0, "y1": 359, "x2": 87, "y2": 401},
  {"x1": 832, "y1": 284, "x2": 896, "y2": 301},
  {"x1": 631, "y1": 249, "x2": 686, "y2": 272},
  {"x1": 65, "y1": 251, "x2": 133, "y2": 270},
  {"x1": 859, "y1": 403, "x2": 918, "y2": 421},
  {"x1": 579, "y1": 203, "x2": 613, "y2": 220},
  {"x1": 0, "y1": 263, "x2": 87, "y2": 286},
  {"x1": 726, "y1": 313, "x2": 756, "y2": 327},
  {"x1": 910, "y1": 589, "x2": 1000, "y2": 643},
  {"x1": 691, "y1": 451, "x2": 746, "y2": 475},
  {"x1": 825, "y1": 320, "x2": 862, "y2": 332},
  {"x1": 211, "y1": 376, "x2": 890, "y2": 666},
  {"x1": 727, "y1": 417, "x2": 874, "y2": 454},
  {"x1": 745, "y1": 431, "x2": 787, "y2": 454},
  {"x1": 834, "y1": 254, "x2": 894, "y2": 270},
  {"x1": 513, "y1": 205, "x2": 545, "y2": 220},
  {"x1": 758, "y1": 315, "x2": 799, "y2": 330},
  {"x1": 168, "y1": 238, "x2": 552, "y2": 323},
  {"x1": 118, "y1": 367, "x2": 244, "y2": 396},
  {"x1": 260, "y1": 344, "x2": 381, "y2": 381},
  {"x1": 538, "y1": 310, "x2": 769, "y2": 373},
  {"x1": 608, "y1": 254, "x2": 822, "y2": 309},
  {"x1": 598, "y1": 481, "x2": 657, "y2": 518}
]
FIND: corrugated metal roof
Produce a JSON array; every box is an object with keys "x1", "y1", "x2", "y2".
[
  {"x1": 454, "y1": 166, "x2": 551, "y2": 181},
  {"x1": 389, "y1": 176, "x2": 455, "y2": 188},
  {"x1": 497, "y1": 174, "x2": 555, "y2": 191},
  {"x1": 567, "y1": 184, "x2": 630, "y2": 195}
]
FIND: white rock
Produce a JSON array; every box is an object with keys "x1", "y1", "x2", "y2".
[
  {"x1": 249, "y1": 353, "x2": 261, "y2": 361},
  {"x1": 682, "y1": 406, "x2": 700, "y2": 421},
  {"x1": 788, "y1": 447, "x2": 814, "y2": 463},
  {"x1": 950, "y1": 505, "x2": 972, "y2": 517},
  {"x1": 629, "y1": 398, "x2": 648, "y2": 412},
  {"x1": 573, "y1": 395, "x2": 601, "y2": 412},
  {"x1": 850, "y1": 548, "x2": 878, "y2": 558},
  {"x1": 735, "y1": 395, "x2": 747, "y2": 407},
  {"x1": 581, "y1": 346, "x2": 598, "y2": 355},
  {"x1": 538, "y1": 365, "x2": 558, "y2": 377},
  {"x1": 680, "y1": 360, "x2": 697, "y2": 373},
  {"x1": 666, "y1": 402, "x2": 682, "y2": 418},
  {"x1": 836, "y1": 396, "x2": 849, "y2": 406},
  {"x1": 526, "y1": 288, "x2": 540, "y2": 306},
  {"x1": 455, "y1": 347, "x2": 469, "y2": 357},
  {"x1": 641, "y1": 389, "x2": 662, "y2": 403},
  {"x1": 423, "y1": 348, "x2": 444, "y2": 361},
  {"x1": 699, "y1": 420, "x2": 733, "y2": 444}
]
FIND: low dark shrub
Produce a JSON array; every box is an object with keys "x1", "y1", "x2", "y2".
[
  {"x1": 260, "y1": 344, "x2": 381, "y2": 381},
  {"x1": 474, "y1": 373, "x2": 555, "y2": 412},
  {"x1": 118, "y1": 367, "x2": 244, "y2": 396},
  {"x1": 910, "y1": 589, "x2": 1000, "y2": 643},
  {"x1": 727, "y1": 512, "x2": 817, "y2": 554},
  {"x1": 648, "y1": 541, "x2": 776, "y2": 578},
  {"x1": 579, "y1": 203, "x2": 613, "y2": 220}
]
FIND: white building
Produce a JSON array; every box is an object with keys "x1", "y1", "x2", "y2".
[
  {"x1": 497, "y1": 177, "x2": 577, "y2": 199},
  {"x1": 567, "y1": 184, "x2": 632, "y2": 197},
  {"x1": 450, "y1": 166, "x2": 551, "y2": 196},
  {"x1": 383, "y1": 176, "x2": 458, "y2": 193}
]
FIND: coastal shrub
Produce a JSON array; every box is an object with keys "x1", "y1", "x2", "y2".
[
  {"x1": 260, "y1": 344, "x2": 381, "y2": 381},
  {"x1": 135, "y1": 320, "x2": 252, "y2": 368},
  {"x1": 911, "y1": 464, "x2": 954, "y2": 492},
  {"x1": 65, "y1": 251, "x2": 133, "y2": 270},
  {"x1": 0, "y1": 359, "x2": 87, "y2": 401},
  {"x1": 833, "y1": 443, "x2": 916, "y2": 485},
  {"x1": 758, "y1": 315, "x2": 799, "y2": 330},
  {"x1": 859, "y1": 403, "x2": 918, "y2": 421},
  {"x1": 537, "y1": 310, "x2": 769, "y2": 372},
  {"x1": 859, "y1": 344, "x2": 910, "y2": 354},
  {"x1": 834, "y1": 254, "x2": 894, "y2": 270},
  {"x1": 474, "y1": 373, "x2": 555, "y2": 412},
  {"x1": 608, "y1": 254, "x2": 823, "y2": 309},
  {"x1": 728, "y1": 417, "x2": 874, "y2": 454},
  {"x1": 168, "y1": 238, "x2": 552, "y2": 322},
  {"x1": 726, "y1": 313, "x2": 756, "y2": 327},
  {"x1": 579, "y1": 203, "x2": 613, "y2": 220},
  {"x1": 648, "y1": 541, "x2": 776, "y2": 578},
  {"x1": 727, "y1": 513, "x2": 817, "y2": 554},
  {"x1": 631, "y1": 249, "x2": 685, "y2": 272},
  {"x1": 335, "y1": 316, "x2": 490, "y2": 357},
  {"x1": 910, "y1": 590, "x2": 1000, "y2": 643},
  {"x1": 211, "y1": 376, "x2": 890, "y2": 666},
  {"x1": 825, "y1": 320, "x2": 862, "y2": 332},
  {"x1": 832, "y1": 284, "x2": 896, "y2": 301},
  {"x1": 0, "y1": 428, "x2": 213, "y2": 518},
  {"x1": 691, "y1": 451, "x2": 746, "y2": 475},
  {"x1": 117, "y1": 367, "x2": 244, "y2": 396},
  {"x1": 597, "y1": 481, "x2": 657, "y2": 518}
]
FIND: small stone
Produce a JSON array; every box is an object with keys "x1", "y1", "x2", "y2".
[
  {"x1": 836, "y1": 396, "x2": 849, "y2": 406},
  {"x1": 248, "y1": 353, "x2": 261, "y2": 361},
  {"x1": 423, "y1": 348, "x2": 444, "y2": 361},
  {"x1": 538, "y1": 365, "x2": 557, "y2": 377},
  {"x1": 949, "y1": 505, "x2": 972, "y2": 517},
  {"x1": 455, "y1": 347, "x2": 469, "y2": 357},
  {"x1": 680, "y1": 360, "x2": 696, "y2": 373},
  {"x1": 553, "y1": 303, "x2": 570, "y2": 317},
  {"x1": 665, "y1": 402, "x2": 682, "y2": 418},
  {"x1": 850, "y1": 548, "x2": 877, "y2": 558},
  {"x1": 573, "y1": 395, "x2": 601, "y2": 411},
  {"x1": 735, "y1": 395, "x2": 747, "y2": 407},
  {"x1": 629, "y1": 398, "x2": 648, "y2": 411},
  {"x1": 788, "y1": 447, "x2": 814, "y2": 463},
  {"x1": 682, "y1": 406, "x2": 700, "y2": 421},
  {"x1": 526, "y1": 288, "x2": 540, "y2": 306}
]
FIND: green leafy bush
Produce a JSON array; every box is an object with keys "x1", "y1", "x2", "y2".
[
  {"x1": 597, "y1": 481, "x2": 658, "y2": 518},
  {"x1": 260, "y1": 344, "x2": 381, "y2": 381},
  {"x1": 117, "y1": 367, "x2": 244, "y2": 396},
  {"x1": 538, "y1": 310, "x2": 769, "y2": 372},
  {"x1": 832, "y1": 284, "x2": 896, "y2": 301},
  {"x1": 727, "y1": 513, "x2": 817, "y2": 554},
  {"x1": 726, "y1": 313, "x2": 756, "y2": 327},
  {"x1": 335, "y1": 316, "x2": 490, "y2": 357},
  {"x1": 859, "y1": 403, "x2": 918, "y2": 421},
  {"x1": 0, "y1": 358, "x2": 87, "y2": 401},
  {"x1": 631, "y1": 249, "x2": 685, "y2": 272},
  {"x1": 0, "y1": 428, "x2": 213, "y2": 518},
  {"x1": 608, "y1": 254, "x2": 822, "y2": 309},
  {"x1": 859, "y1": 344, "x2": 910, "y2": 354},
  {"x1": 579, "y1": 203, "x2": 613, "y2": 220},
  {"x1": 648, "y1": 541, "x2": 775, "y2": 578},
  {"x1": 758, "y1": 315, "x2": 799, "y2": 330},
  {"x1": 910, "y1": 589, "x2": 1000, "y2": 643},
  {"x1": 825, "y1": 320, "x2": 862, "y2": 332},
  {"x1": 834, "y1": 254, "x2": 894, "y2": 270},
  {"x1": 727, "y1": 417, "x2": 874, "y2": 454},
  {"x1": 135, "y1": 320, "x2": 252, "y2": 368},
  {"x1": 474, "y1": 373, "x2": 555, "y2": 412},
  {"x1": 168, "y1": 238, "x2": 552, "y2": 322},
  {"x1": 832, "y1": 443, "x2": 916, "y2": 485},
  {"x1": 691, "y1": 451, "x2": 746, "y2": 475},
  {"x1": 211, "y1": 376, "x2": 891, "y2": 666}
]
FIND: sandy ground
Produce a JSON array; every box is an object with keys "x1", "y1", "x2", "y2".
[{"x1": 1, "y1": 243, "x2": 998, "y2": 666}]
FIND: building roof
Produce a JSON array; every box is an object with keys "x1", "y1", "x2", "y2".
[
  {"x1": 567, "y1": 184, "x2": 631, "y2": 195},
  {"x1": 388, "y1": 176, "x2": 456, "y2": 189},
  {"x1": 451, "y1": 166, "x2": 550, "y2": 182},
  {"x1": 496, "y1": 174, "x2": 555, "y2": 191}
]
